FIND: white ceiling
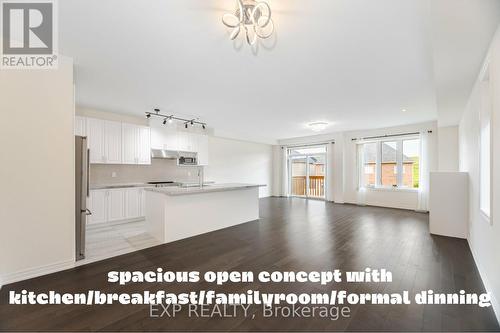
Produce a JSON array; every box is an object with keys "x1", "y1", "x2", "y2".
[
  {"x1": 431, "y1": 0, "x2": 500, "y2": 127},
  {"x1": 60, "y1": 0, "x2": 500, "y2": 144}
]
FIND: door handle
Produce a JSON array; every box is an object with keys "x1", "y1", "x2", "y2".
[{"x1": 82, "y1": 209, "x2": 92, "y2": 216}]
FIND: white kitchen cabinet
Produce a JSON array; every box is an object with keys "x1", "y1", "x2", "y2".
[
  {"x1": 138, "y1": 126, "x2": 151, "y2": 164},
  {"x1": 125, "y1": 188, "x2": 142, "y2": 219},
  {"x1": 88, "y1": 187, "x2": 146, "y2": 225},
  {"x1": 163, "y1": 127, "x2": 179, "y2": 151},
  {"x1": 122, "y1": 123, "x2": 138, "y2": 164},
  {"x1": 104, "y1": 120, "x2": 122, "y2": 164},
  {"x1": 149, "y1": 122, "x2": 209, "y2": 165},
  {"x1": 107, "y1": 189, "x2": 126, "y2": 222},
  {"x1": 177, "y1": 131, "x2": 197, "y2": 152},
  {"x1": 88, "y1": 189, "x2": 107, "y2": 224},
  {"x1": 122, "y1": 124, "x2": 151, "y2": 165},
  {"x1": 75, "y1": 116, "x2": 86, "y2": 136},
  {"x1": 87, "y1": 118, "x2": 122, "y2": 164},
  {"x1": 87, "y1": 118, "x2": 105, "y2": 164},
  {"x1": 140, "y1": 188, "x2": 146, "y2": 217},
  {"x1": 151, "y1": 124, "x2": 178, "y2": 150}
]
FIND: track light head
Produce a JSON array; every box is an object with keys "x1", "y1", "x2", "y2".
[
  {"x1": 163, "y1": 119, "x2": 167, "y2": 125},
  {"x1": 202, "y1": 124, "x2": 206, "y2": 129},
  {"x1": 146, "y1": 114, "x2": 151, "y2": 119},
  {"x1": 168, "y1": 117, "x2": 173, "y2": 124},
  {"x1": 154, "y1": 108, "x2": 160, "y2": 113},
  {"x1": 190, "y1": 120, "x2": 194, "y2": 125},
  {"x1": 185, "y1": 123, "x2": 188, "y2": 129}
]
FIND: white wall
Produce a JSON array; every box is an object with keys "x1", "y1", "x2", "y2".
[
  {"x1": 278, "y1": 121, "x2": 438, "y2": 210},
  {"x1": 438, "y1": 125, "x2": 459, "y2": 171},
  {"x1": 0, "y1": 57, "x2": 75, "y2": 286},
  {"x1": 205, "y1": 137, "x2": 273, "y2": 198},
  {"x1": 459, "y1": 27, "x2": 500, "y2": 322}
]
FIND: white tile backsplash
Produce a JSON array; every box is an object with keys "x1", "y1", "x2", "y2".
[{"x1": 89, "y1": 159, "x2": 199, "y2": 185}]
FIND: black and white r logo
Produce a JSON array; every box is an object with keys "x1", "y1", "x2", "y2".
[{"x1": 2, "y1": 1, "x2": 53, "y2": 54}]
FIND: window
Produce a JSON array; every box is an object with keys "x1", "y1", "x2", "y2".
[
  {"x1": 359, "y1": 138, "x2": 420, "y2": 189},
  {"x1": 402, "y1": 139, "x2": 420, "y2": 188},
  {"x1": 480, "y1": 70, "x2": 491, "y2": 218},
  {"x1": 381, "y1": 141, "x2": 398, "y2": 187},
  {"x1": 362, "y1": 142, "x2": 377, "y2": 187},
  {"x1": 480, "y1": 122, "x2": 490, "y2": 217}
]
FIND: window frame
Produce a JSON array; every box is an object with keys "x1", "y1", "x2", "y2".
[
  {"x1": 359, "y1": 136, "x2": 420, "y2": 191},
  {"x1": 479, "y1": 61, "x2": 492, "y2": 222}
]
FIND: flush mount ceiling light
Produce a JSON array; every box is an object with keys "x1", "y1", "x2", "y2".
[
  {"x1": 222, "y1": 0, "x2": 274, "y2": 45},
  {"x1": 308, "y1": 122, "x2": 329, "y2": 132}
]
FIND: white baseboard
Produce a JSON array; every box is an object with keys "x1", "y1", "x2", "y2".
[
  {"x1": 468, "y1": 239, "x2": 500, "y2": 324},
  {"x1": 0, "y1": 259, "x2": 75, "y2": 289}
]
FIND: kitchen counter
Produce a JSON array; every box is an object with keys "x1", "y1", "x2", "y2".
[
  {"x1": 144, "y1": 183, "x2": 265, "y2": 196},
  {"x1": 89, "y1": 183, "x2": 155, "y2": 190},
  {"x1": 145, "y1": 183, "x2": 263, "y2": 243}
]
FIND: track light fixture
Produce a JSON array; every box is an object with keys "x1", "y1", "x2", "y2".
[{"x1": 145, "y1": 108, "x2": 207, "y2": 130}]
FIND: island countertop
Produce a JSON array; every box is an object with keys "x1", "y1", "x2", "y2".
[{"x1": 144, "y1": 183, "x2": 265, "y2": 196}]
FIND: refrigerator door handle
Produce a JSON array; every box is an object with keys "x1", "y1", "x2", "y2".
[{"x1": 86, "y1": 148, "x2": 90, "y2": 197}]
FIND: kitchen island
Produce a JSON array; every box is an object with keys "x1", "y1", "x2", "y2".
[{"x1": 144, "y1": 184, "x2": 265, "y2": 243}]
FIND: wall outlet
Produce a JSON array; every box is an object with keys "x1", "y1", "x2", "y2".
[{"x1": 111, "y1": 172, "x2": 117, "y2": 178}]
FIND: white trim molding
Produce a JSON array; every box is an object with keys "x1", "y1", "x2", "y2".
[
  {"x1": 0, "y1": 260, "x2": 75, "y2": 289},
  {"x1": 468, "y1": 240, "x2": 500, "y2": 324}
]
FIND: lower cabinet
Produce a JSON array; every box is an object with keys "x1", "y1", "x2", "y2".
[
  {"x1": 88, "y1": 189, "x2": 107, "y2": 225},
  {"x1": 107, "y1": 189, "x2": 126, "y2": 222},
  {"x1": 124, "y1": 188, "x2": 142, "y2": 219},
  {"x1": 88, "y1": 188, "x2": 146, "y2": 225}
]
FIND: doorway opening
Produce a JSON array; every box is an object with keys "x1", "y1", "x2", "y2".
[{"x1": 288, "y1": 145, "x2": 327, "y2": 199}]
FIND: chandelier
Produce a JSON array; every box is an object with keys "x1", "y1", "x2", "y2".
[{"x1": 222, "y1": 0, "x2": 275, "y2": 45}]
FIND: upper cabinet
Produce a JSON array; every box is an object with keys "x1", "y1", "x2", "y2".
[
  {"x1": 122, "y1": 123, "x2": 151, "y2": 165},
  {"x1": 87, "y1": 118, "x2": 122, "y2": 164},
  {"x1": 104, "y1": 120, "x2": 122, "y2": 164},
  {"x1": 87, "y1": 118, "x2": 106, "y2": 163},
  {"x1": 177, "y1": 131, "x2": 197, "y2": 152},
  {"x1": 80, "y1": 116, "x2": 150, "y2": 165},
  {"x1": 151, "y1": 124, "x2": 178, "y2": 150},
  {"x1": 150, "y1": 121, "x2": 209, "y2": 165},
  {"x1": 138, "y1": 126, "x2": 151, "y2": 164}
]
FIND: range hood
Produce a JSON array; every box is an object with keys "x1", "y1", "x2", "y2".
[{"x1": 151, "y1": 149, "x2": 179, "y2": 159}]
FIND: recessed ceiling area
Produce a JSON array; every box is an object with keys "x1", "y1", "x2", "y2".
[{"x1": 60, "y1": 0, "x2": 500, "y2": 144}]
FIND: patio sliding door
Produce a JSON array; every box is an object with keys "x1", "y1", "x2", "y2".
[{"x1": 288, "y1": 146, "x2": 327, "y2": 199}]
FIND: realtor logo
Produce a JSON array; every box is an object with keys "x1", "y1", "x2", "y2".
[{"x1": 1, "y1": 0, "x2": 58, "y2": 69}]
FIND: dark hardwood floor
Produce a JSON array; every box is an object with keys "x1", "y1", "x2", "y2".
[{"x1": 1, "y1": 197, "x2": 498, "y2": 332}]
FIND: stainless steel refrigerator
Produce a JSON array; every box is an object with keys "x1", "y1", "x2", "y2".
[{"x1": 75, "y1": 136, "x2": 91, "y2": 260}]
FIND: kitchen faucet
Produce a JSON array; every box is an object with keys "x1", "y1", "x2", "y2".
[{"x1": 198, "y1": 166, "x2": 204, "y2": 188}]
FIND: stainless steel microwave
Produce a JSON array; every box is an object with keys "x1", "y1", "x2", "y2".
[{"x1": 178, "y1": 155, "x2": 198, "y2": 166}]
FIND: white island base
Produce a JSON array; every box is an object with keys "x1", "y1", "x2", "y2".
[{"x1": 145, "y1": 184, "x2": 262, "y2": 243}]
